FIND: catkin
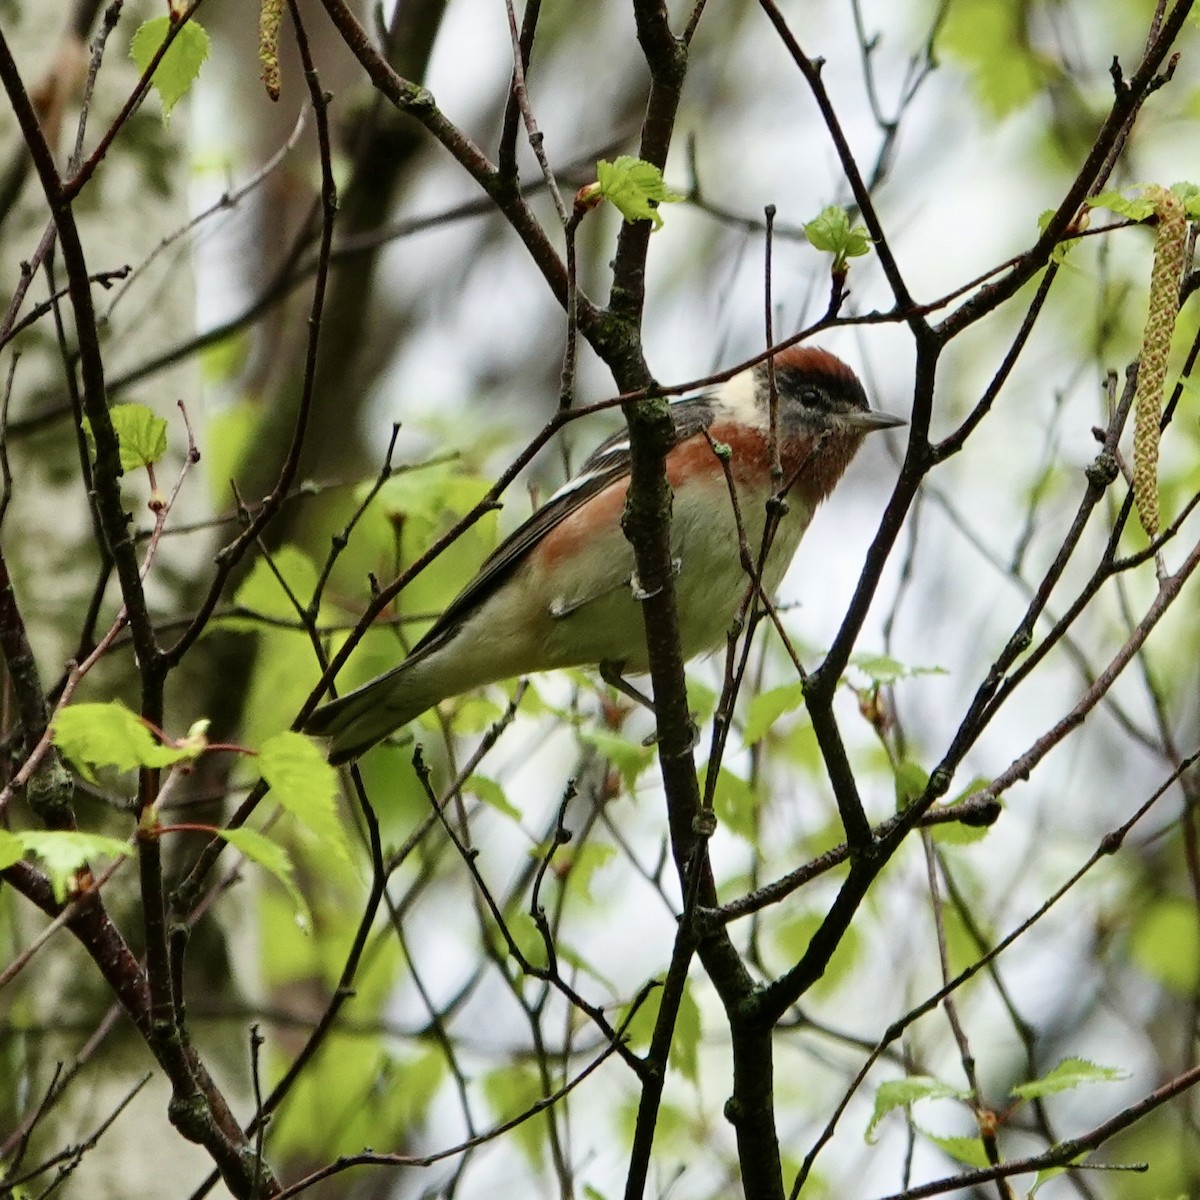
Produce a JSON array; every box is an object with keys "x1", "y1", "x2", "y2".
[
  {"x1": 259, "y1": 0, "x2": 283, "y2": 102},
  {"x1": 1132, "y1": 185, "x2": 1186, "y2": 538}
]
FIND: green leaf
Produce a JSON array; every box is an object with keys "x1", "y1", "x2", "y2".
[
  {"x1": 590, "y1": 156, "x2": 683, "y2": 230},
  {"x1": 928, "y1": 777, "x2": 1000, "y2": 845},
  {"x1": 673, "y1": 983, "x2": 703, "y2": 1084},
  {"x1": 580, "y1": 729, "x2": 654, "y2": 790},
  {"x1": 1036, "y1": 209, "x2": 1082, "y2": 265},
  {"x1": 373, "y1": 464, "x2": 494, "y2": 532},
  {"x1": 445, "y1": 693, "x2": 504, "y2": 733},
  {"x1": 615, "y1": 1094, "x2": 691, "y2": 1151},
  {"x1": 557, "y1": 842, "x2": 617, "y2": 903},
  {"x1": 1084, "y1": 189, "x2": 1157, "y2": 222},
  {"x1": 803, "y1": 205, "x2": 873, "y2": 273},
  {"x1": 772, "y1": 910, "x2": 861, "y2": 996},
  {"x1": 918, "y1": 1126, "x2": 991, "y2": 1168},
  {"x1": 1028, "y1": 1165, "x2": 1073, "y2": 1196},
  {"x1": 82, "y1": 403, "x2": 168, "y2": 472},
  {"x1": 130, "y1": 16, "x2": 210, "y2": 122},
  {"x1": 1087, "y1": 183, "x2": 1200, "y2": 223},
  {"x1": 226, "y1": 545, "x2": 318, "y2": 629},
  {"x1": 204, "y1": 396, "x2": 259, "y2": 505},
  {"x1": 849, "y1": 652, "x2": 946, "y2": 686},
  {"x1": 110, "y1": 403, "x2": 168, "y2": 469},
  {"x1": 268, "y1": 1036, "x2": 440, "y2": 1158},
  {"x1": 200, "y1": 331, "x2": 252, "y2": 384},
  {"x1": 368, "y1": 463, "x2": 499, "y2": 630},
  {"x1": 52, "y1": 701, "x2": 192, "y2": 778},
  {"x1": 620, "y1": 984, "x2": 659, "y2": 1053},
  {"x1": 1010, "y1": 1057, "x2": 1128, "y2": 1102},
  {"x1": 618, "y1": 979, "x2": 700, "y2": 1082},
  {"x1": 467, "y1": 774, "x2": 521, "y2": 821},
  {"x1": 553, "y1": 936, "x2": 617, "y2": 992},
  {"x1": 742, "y1": 681, "x2": 806, "y2": 745},
  {"x1": 482, "y1": 1063, "x2": 547, "y2": 1169},
  {"x1": 259, "y1": 732, "x2": 351, "y2": 864},
  {"x1": 893, "y1": 759, "x2": 929, "y2": 810},
  {"x1": 684, "y1": 677, "x2": 718, "y2": 724},
  {"x1": 1171, "y1": 181, "x2": 1200, "y2": 219},
  {"x1": 866, "y1": 1076, "x2": 971, "y2": 1142},
  {"x1": 710, "y1": 766, "x2": 756, "y2": 841},
  {"x1": 215, "y1": 826, "x2": 310, "y2": 930},
  {"x1": 1130, "y1": 896, "x2": 1200, "y2": 993},
  {"x1": 937, "y1": 0, "x2": 1047, "y2": 115},
  {"x1": 17, "y1": 831, "x2": 132, "y2": 902},
  {"x1": 0, "y1": 828, "x2": 21, "y2": 869},
  {"x1": 508, "y1": 910, "x2": 550, "y2": 971}
]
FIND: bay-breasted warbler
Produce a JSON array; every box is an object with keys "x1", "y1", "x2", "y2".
[{"x1": 305, "y1": 345, "x2": 903, "y2": 763}]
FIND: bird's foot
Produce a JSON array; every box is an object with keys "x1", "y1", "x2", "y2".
[
  {"x1": 599, "y1": 660, "x2": 655, "y2": 712},
  {"x1": 598, "y1": 660, "x2": 701, "y2": 751}
]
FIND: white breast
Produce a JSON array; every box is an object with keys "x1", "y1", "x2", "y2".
[{"x1": 668, "y1": 478, "x2": 814, "y2": 661}]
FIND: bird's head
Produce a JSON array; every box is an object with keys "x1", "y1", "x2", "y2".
[{"x1": 708, "y1": 345, "x2": 904, "y2": 502}]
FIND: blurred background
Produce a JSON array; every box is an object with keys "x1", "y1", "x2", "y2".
[{"x1": 2, "y1": 1, "x2": 1200, "y2": 1197}]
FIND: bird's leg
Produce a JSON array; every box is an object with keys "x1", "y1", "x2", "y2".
[
  {"x1": 598, "y1": 660, "x2": 700, "y2": 751},
  {"x1": 599, "y1": 659, "x2": 656, "y2": 712}
]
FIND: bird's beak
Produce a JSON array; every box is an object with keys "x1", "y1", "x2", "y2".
[{"x1": 840, "y1": 409, "x2": 907, "y2": 432}]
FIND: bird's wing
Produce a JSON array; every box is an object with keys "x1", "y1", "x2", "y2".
[{"x1": 407, "y1": 395, "x2": 716, "y2": 658}]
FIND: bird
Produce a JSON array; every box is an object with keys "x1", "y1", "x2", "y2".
[{"x1": 304, "y1": 346, "x2": 904, "y2": 763}]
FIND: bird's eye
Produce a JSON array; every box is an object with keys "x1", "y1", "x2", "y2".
[{"x1": 801, "y1": 387, "x2": 823, "y2": 407}]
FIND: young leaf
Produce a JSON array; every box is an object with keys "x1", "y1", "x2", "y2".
[
  {"x1": 929, "y1": 808, "x2": 994, "y2": 845},
  {"x1": 937, "y1": 0, "x2": 1045, "y2": 116},
  {"x1": 557, "y1": 842, "x2": 617, "y2": 903},
  {"x1": 917, "y1": 1126, "x2": 991, "y2": 1168},
  {"x1": 509, "y1": 910, "x2": 551, "y2": 972},
  {"x1": 1036, "y1": 208, "x2": 1082, "y2": 265},
  {"x1": 928, "y1": 777, "x2": 999, "y2": 845},
  {"x1": 215, "y1": 826, "x2": 310, "y2": 930},
  {"x1": 53, "y1": 701, "x2": 193, "y2": 777},
  {"x1": 0, "y1": 828, "x2": 24, "y2": 869},
  {"x1": 1170, "y1": 181, "x2": 1200, "y2": 219},
  {"x1": 586, "y1": 156, "x2": 683, "y2": 230},
  {"x1": 866, "y1": 1076, "x2": 971, "y2": 1142},
  {"x1": 849, "y1": 652, "x2": 946, "y2": 686},
  {"x1": 130, "y1": 15, "x2": 210, "y2": 122},
  {"x1": 1084, "y1": 189, "x2": 1157, "y2": 222},
  {"x1": 225, "y1": 545, "x2": 319, "y2": 631},
  {"x1": 17, "y1": 831, "x2": 132, "y2": 902},
  {"x1": 1010, "y1": 1056, "x2": 1128, "y2": 1101},
  {"x1": 670, "y1": 982, "x2": 703, "y2": 1084},
  {"x1": 892, "y1": 759, "x2": 929, "y2": 810},
  {"x1": 620, "y1": 984, "x2": 661, "y2": 1053},
  {"x1": 685, "y1": 677, "x2": 718, "y2": 724},
  {"x1": 710, "y1": 766, "x2": 756, "y2": 841},
  {"x1": 580, "y1": 729, "x2": 654, "y2": 789},
  {"x1": 1027, "y1": 1166, "x2": 1071, "y2": 1196},
  {"x1": 772, "y1": 911, "x2": 861, "y2": 996},
  {"x1": 553, "y1": 936, "x2": 617, "y2": 992},
  {"x1": 111, "y1": 403, "x2": 168, "y2": 469},
  {"x1": 467, "y1": 774, "x2": 521, "y2": 821},
  {"x1": 258, "y1": 732, "x2": 351, "y2": 864},
  {"x1": 617, "y1": 979, "x2": 700, "y2": 1081},
  {"x1": 741, "y1": 681, "x2": 806, "y2": 745},
  {"x1": 82, "y1": 403, "x2": 168, "y2": 472},
  {"x1": 803, "y1": 205, "x2": 873, "y2": 273},
  {"x1": 482, "y1": 1063, "x2": 547, "y2": 1170}
]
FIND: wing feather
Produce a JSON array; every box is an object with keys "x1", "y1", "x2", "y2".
[{"x1": 407, "y1": 394, "x2": 716, "y2": 659}]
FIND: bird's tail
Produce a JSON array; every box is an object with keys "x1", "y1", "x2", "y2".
[{"x1": 303, "y1": 662, "x2": 436, "y2": 764}]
